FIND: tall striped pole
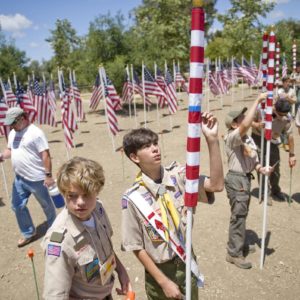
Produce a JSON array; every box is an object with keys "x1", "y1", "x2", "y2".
[
  {"x1": 185, "y1": 0, "x2": 204, "y2": 297},
  {"x1": 260, "y1": 29, "x2": 275, "y2": 270},
  {"x1": 292, "y1": 40, "x2": 297, "y2": 115},
  {"x1": 275, "y1": 42, "x2": 280, "y2": 96},
  {"x1": 258, "y1": 32, "x2": 269, "y2": 202}
]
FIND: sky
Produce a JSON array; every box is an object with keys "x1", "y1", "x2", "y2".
[{"x1": 0, "y1": 0, "x2": 299, "y2": 63}]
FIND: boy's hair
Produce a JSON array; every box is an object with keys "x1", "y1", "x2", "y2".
[
  {"x1": 282, "y1": 75, "x2": 290, "y2": 83},
  {"x1": 123, "y1": 128, "x2": 158, "y2": 158},
  {"x1": 57, "y1": 157, "x2": 105, "y2": 196}
]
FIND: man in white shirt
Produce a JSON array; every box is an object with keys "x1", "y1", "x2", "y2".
[{"x1": 0, "y1": 107, "x2": 56, "y2": 247}]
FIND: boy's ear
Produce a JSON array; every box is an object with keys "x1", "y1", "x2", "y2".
[{"x1": 129, "y1": 153, "x2": 140, "y2": 164}]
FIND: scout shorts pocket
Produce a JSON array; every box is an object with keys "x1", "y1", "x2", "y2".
[{"x1": 231, "y1": 192, "x2": 249, "y2": 217}]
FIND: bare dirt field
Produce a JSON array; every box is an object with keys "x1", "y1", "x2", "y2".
[{"x1": 0, "y1": 86, "x2": 300, "y2": 299}]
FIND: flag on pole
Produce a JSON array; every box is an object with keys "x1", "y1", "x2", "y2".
[
  {"x1": 164, "y1": 68, "x2": 178, "y2": 114},
  {"x1": 122, "y1": 65, "x2": 133, "y2": 104},
  {"x1": 175, "y1": 64, "x2": 188, "y2": 92},
  {"x1": 102, "y1": 73, "x2": 122, "y2": 111},
  {"x1": 16, "y1": 82, "x2": 36, "y2": 123},
  {"x1": 70, "y1": 71, "x2": 85, "y2": 121},
  {"x1": 133, "y1": 69, "x2": 152, "y2": 106},
  {"x1": 155, "y1": 67, "x2": 168, "y2": 108},
  {"x1": 282, "y1": 53, "x2": 288, "y2": 78},
  {"x1": 100, "y1": 67, "x2": 119, "y2": 136},
  {"x1": 3, "y1": 81, "x2": 17, "y2": 108},
  {"x1": 89, "y1": 74, "x2": 103, "y2": 110},
  {"x1": 0, "y1": 97, "x2": 10, "y2": 138}
]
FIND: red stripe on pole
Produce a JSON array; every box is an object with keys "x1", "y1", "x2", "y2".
[
  {"x1": 188, "y1": 111, "x2": 201, "y2": 123},
  {"x1": 191, "y1": 8, "x2": 204, "y2": 30},
  {"x1": 265, "y1": 114, "x2": 273, "y2": 122},
  {"x1": 190, "y1": 47, "x2": 204, "y2": 63},
  {"x1": 186, "y1": 165, "x2": 200, "y2": 180},
  {"x1": 187, "y1": 137, "x2": 201, "y2": 152},
  {"x1": 265, "y1": 130, "x2": 272, "y2": 140},
  {"x1": 189, "y1": 78, "x2": 202, "y2": 93},
  {"x1": 184, "y1": 193, "x2": 198, "y2": 207}
]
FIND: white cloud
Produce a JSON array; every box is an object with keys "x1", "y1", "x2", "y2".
[
  {"x1": 0, "y1": 13, "x2": 32, "y2": 37},
  {"x1": 270, "y1": 10, "x2": 285, "y2": 18},
  {"x1": 29, "y1": 42, "x2": 39, "y2": 48}
]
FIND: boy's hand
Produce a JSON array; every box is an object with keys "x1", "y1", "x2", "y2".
[
  {"x1": 161, "y1": 278, "x2": 183, "y2": 299},
  {"x1": 115, "y1": 265, "x2": 130, "y2": 295},
  {"x1": 257, "y1": 92, "x2": 268, "y2": 103},
  {"x1": 202, "y1": 111, "x2": 218, "y2": 140}
]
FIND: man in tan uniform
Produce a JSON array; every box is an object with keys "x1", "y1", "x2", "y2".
[
  {"x1": 251, "y1": 100, "x2": 296, "y2": 202},
  {"x1": 224, "y1": 93, "x2": 272, "y2": 269},
  {"x1": 41, "y1": 157, "x2": 130, "y2": 300},
  {"x1": 121, "y1": 112, "x2": 224, "y2": 300}
]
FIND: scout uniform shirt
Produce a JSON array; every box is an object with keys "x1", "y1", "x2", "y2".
[
  {"x1": 41, "y1": 201, "x2": 114, "y2": 300},
  {"x1": 121, "y1": 162, "x2": 212, "y2": 264},
  {"x1": 224, "y1": 128, "x2": 258, "y2": 173},
  {"x1": 252, "y1": 110, "x2": 293, "y2": 144}
]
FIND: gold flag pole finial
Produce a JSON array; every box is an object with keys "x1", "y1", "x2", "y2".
[{"x1": 193, "y1": 0, "x2": 203, "y2": 8}]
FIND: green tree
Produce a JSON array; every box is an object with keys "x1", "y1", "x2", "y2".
[
  {"x1": 214, "y1": 0, "x2": 275, "y2": 61},
  {"x1": 46, "y1": 19, "x2": 80, "y2": 69}
]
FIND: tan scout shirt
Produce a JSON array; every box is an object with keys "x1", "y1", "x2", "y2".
[
  {"x1": 225, "y1": 128, "x2": 259, "y2": 173},
  {"x1": 252, "y1": 110, "x2": 293, "y2": 142},
  {"x1": 291, "y1": 72, "x2": 300, "y2": 86},
  {"x1": 296, "y1": 107, "x2": 300, "y2": 128},
  {"x1": 41, "y1": 201, "x2": 114, "y2": 300},
  {"x1": 121, "y1": 162, "x2": 211, "y2": 264}
]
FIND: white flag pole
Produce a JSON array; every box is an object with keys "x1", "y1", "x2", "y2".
[
  {"x1": 142, "y1": 62, "x2": 147, "y2": 128},
  {"x1": 130, "y1": 64, "x2": 138, "y2": 128}
]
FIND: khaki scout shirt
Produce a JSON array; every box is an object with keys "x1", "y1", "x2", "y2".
[
  {"x1": 252, "y1": 110, "x2": 293, "y2": 142},
  {"x1": 225, "y1": 128, "x2": 258, "y2": 173},
  {"x1": 41, "y1": 201, "x2": 114, "y2": 300},
  {"x1": 291, "y1": 72, "x2": 300, "y2": 87},
  {"x1": 296, "y1": 107, "x2": 300, "y2": 128},
  {"x1": 121, "y1": 162, "x2": 211, "y2": 264}
]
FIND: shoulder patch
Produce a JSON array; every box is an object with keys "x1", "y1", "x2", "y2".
[
  {"x1": 121, "y1": 195, "x2": 129, "y2": 209},
  {"x1": 50, "y1": 232, "x2": 64, "y2": 243},
  {"x1": 47, "y1": 244, "x2": 61, "y2": 257}
]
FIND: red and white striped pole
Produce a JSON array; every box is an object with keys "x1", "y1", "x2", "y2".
[
  {"x1": 259, "y1": 32, "x2": 269, "y2": 201},
  {"x1": 185, "y1": 0, "x2": 204, "y2": 297},
  {"x1": 260, "y1": 29, "x2": 276, "y2": 270},
  {"x1": 292, "y1": 40, "x2": 297, "y2": 73},
  {"x1": 275, "y1": 42, "x2": 280, "y2": 91}
]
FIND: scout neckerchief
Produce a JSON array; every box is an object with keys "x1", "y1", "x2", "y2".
[
  {"x1": 131, "y1": 172, "x2": 204, "y2": 287},
  {"x1": 135, "y1": 172, "x2": 180, "y2": 242}
]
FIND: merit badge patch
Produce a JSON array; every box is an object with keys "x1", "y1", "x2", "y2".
[
  {"x1": 47, "y1": 244, "x2": 61, "y2": 257},
  {"x1": 142, "y1": 192, "x2": 153, "y2": 206},
  {"x1": 85, "y1": 258, "x2": 100, "y2": 282},
  {"x1": 174, "y1": 190, "x2": 182, "y2": 199},
  {"x1": 121, "y1": 196, "x2": 128, "y2": 209},
  {"x1": 170, "y1": 176, "x2": 177, "y2": 185}
]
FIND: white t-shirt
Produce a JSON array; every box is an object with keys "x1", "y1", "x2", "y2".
[{"x1": 8, "y1": 124, "x2": 49, "y2": 181}]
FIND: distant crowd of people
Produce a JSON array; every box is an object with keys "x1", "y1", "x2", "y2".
[{"x1": 0, "y1": 63, "x2": 300, "y2": 299}]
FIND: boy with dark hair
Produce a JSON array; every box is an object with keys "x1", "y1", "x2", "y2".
[
  {"x1": 121, "y1": 112, "x2": 224, "y2": 300},
  {"x1": 41, "y1": 157, "x2": 130, "y2": 300},
  {"x1": 252, "y1": 99, "x2": 296, "y2": 203}
]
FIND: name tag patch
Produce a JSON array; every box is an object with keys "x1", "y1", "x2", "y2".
[{"x1": 47, "y1": 244, "x2": 61, "y2": 257}]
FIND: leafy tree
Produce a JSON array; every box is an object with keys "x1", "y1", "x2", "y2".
[
  {"x1": 46, "y1": 19, "x2": 80, "y2": 69},
  {"x1": 214, "y1": 0, "x2": 275, "y2": 62}
]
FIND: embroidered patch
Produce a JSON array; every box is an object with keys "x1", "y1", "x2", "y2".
[
  {"x1": 144, "y1": 222, "x2": 163, "y2": 242},
  {"x1": 170, "y1": 176, "x2": 177, "y2": 185},
  {"x1": 47, "y1": 244, "x2": 61, "y2": 257},
  {"x1": 174, "y1": 190, "x2": 182, "y2": 199},
  {"x1": 98, "y1": 206, "x2": 103, "y2": 215},
  {"x1": 85, "y1": 258, "x2": 100, "y2": 282},
  {"x1": 121, "y1": 196, "x2": 128, "y2": 209},
  {"x1": 142, "y1": 192, "x2": 153, "y2": 205}
]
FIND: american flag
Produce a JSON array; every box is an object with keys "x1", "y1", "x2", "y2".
[
  {"x1": 16, "y1": 82, "x2": 36, "y2": 123},
  {"x1": 58, "y1": 71, "x2": 77, "y2": 149},
  {"x1": 174, "y1": 64, "x2": 188, "y2": 92},
  {"x1": 164, "y1": 68, "x2": 178, "y2": 114},
  {"x1": 101, "y1": 68, "x2": 119, "y2": 136},
  {"x1": 155, "y1": 67, "x2": 167, "y2": 108},
  {"x1": 282, "y1": 54, "x2": 288, "y2": 78},
  {"x1": 208, "y1": 70, "x2": 220, "y2": 96},
  {"x1": 233, "y1": 60, "x2": 256, "y2": 86},
  {"x1": 33, "y1": 79, "x2": 56, "y2": 127},
  {"x1": 122, "y1": 66, "x2": 133, "y2": 104},
  {"x1": 0, "y1": 97, "x2": 10, "y2": 138},
  {"x1": 102, "y1": 72, "x2": 122, "y2": 111},
  {"x1": 3, "y1": 82, "x2": 17, "y2": 108},
  {"x1": 89, "y1": 74, "x2": 103, "y2": 110},
  {"x1": 70, "y1": 73, "x2": 85, "y2": 121},
  {"x1": 242, "y1": 59, "x2": 257, "y2": 85},
  {"x1": 132, "y1": 70, "x2": 152, "y2": 106},
  {"x1": 143, "y1": 66, "x2": 167, "y2": 103}
]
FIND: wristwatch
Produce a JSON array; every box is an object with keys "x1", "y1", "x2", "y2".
[{"x1": 45, "y1": 172, "x2": 52, "y2": 177}]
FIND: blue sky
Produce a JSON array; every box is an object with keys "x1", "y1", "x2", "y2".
[{"x1": 0, "y1": 0, "x2": 299, "y2": 62}]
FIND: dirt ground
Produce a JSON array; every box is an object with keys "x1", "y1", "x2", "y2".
[{"x1": 0, "y1": 85, "x2": 300, "y2": 300}]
